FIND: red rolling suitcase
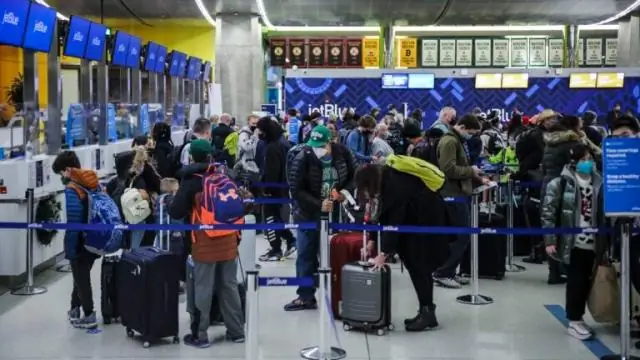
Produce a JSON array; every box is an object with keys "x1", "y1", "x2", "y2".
[{"x1": 330, "y1": 232, "x2": 366, "y2": 319}]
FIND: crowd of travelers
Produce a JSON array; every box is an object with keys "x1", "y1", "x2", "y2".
[{"x1": 49, "y1": 102, "x2": 640, "y2": 347}]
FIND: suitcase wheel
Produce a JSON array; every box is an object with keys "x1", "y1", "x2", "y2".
[
  {"x1": 376, "y1": 328, "x2": 387, "y2": 336},
  {"x1": 173, "y1": 336, "x2": 180, "y2": 344},
  {"x1": 387, "y1": 323, "x2": 395, "y2": 331},
  {"x1": 143, "y1": 341, "x2": 151, "y2": 349},
  {"x1": 126, "y1": 328, "x2": 134, "y2": 338},
  {"x1": 342, "y1": 323, "x2": 352, "y2": 332}
]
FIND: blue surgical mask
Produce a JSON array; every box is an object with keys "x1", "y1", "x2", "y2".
[
  {"x1": 461, "y1": 132, "x2": 472, "y2": 140},
  {"x1": 576, "y1": 160, "x2": 594, "y2": 175}
]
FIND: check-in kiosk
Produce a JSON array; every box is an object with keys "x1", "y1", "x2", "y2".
[{"x1": 167, "y1": 51, "x2": 188, "y2": 132}]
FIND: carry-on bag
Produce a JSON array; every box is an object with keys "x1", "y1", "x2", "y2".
[
  {"x1": 155, "y1": 194, "x2": 185, "y2": 257},
  {"x1": 117, "y1": 247, "x2": 180, "y2": 347},
  {"x1": 330, "y1": 232, "x2": 366, "y2": 319},
  {"x1": 459, "y1": 207, "x2": 507, "y2": 280},
  {"x1": 101, "y1": 251, "x2": 121, "y2": 324}
]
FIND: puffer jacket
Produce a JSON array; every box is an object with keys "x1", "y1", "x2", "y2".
[
  {"x1": 64, "y1": 169, "x2": 101, "y2": 260},
  {"x1": 289, "y1": 143, "x2": 355, "y2": 221},
  {"x1": 541, "y1": 127, "x2": 602, "y2": 189},
  {"x1": 541, "y1": 165, "x2": 605, "y2": 264}
]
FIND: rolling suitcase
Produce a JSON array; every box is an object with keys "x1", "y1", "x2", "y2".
[
  {"x1": 330, "y1": 232, "x2": 367, "y2": 319},
  {"x1": 460, "y1": 207, "x2": 507, "y2": 280},
  {"x1": 101, "y1": 252, "x2": 121, "y2": 324},
  {"x1": 117, "y1": 247, "x2": 180, "y2": 347}
]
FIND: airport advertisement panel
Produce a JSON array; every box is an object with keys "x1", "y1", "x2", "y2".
[{"x1": 285, "y1": 76, "x2": 640, "y2": 127}]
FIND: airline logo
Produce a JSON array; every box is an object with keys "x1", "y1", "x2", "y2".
[
  {"x1": 157, "y1": 56, "x2": 164, "y2": 63},
  {"x1": 266, "y1": 277, "x2": 288, "y2": 286},
  {"x1": 72, "y1": 31, "x2": 84, "y2": 42},
  {"x1": 130, "y1": 47, "x2": 137, "y2": 56},
  {"x1": 91, "y1": 37, "x2": 100, "y2": 46},
  {"x1": 172, "y1": 60, "x2": 177, "y2": 66},
  {"x1": 149, "y1": 53, "x2": 155, "y2": 60},
  {"x1": 118, "y1": 44, "x2": 126, "y2": 53},
  {"x1": 2, "y1": 11, "x2": 20, "y2": 26},
  {"x1": 34, "y1": 21, "x2": 47, "y2": 33}
]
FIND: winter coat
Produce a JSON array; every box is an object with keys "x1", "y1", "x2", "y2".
[
  {"x1": 541, "y1": 128, "x2": 602, "y2": 189},
  {"x1": 64, "y1": 169, "x2": 100, "y2": 260},
  {"x1": 437, "y1": 129, "x2": 474, "y2": 197}
]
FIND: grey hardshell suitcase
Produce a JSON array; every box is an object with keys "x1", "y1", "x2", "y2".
[{"x1": 340, "y1": 222, "x2": 393, "y2": 336}]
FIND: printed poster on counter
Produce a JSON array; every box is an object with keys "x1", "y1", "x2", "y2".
[
  {"x1": 148, "y1": 104, "x2": 164, "y2": 129},
  {"x1": 421, "y1": 39, "x2": 438, "y2": 67},
  {"x1": 288, "y1": 39, "x2": 306, "y2": 66},
  {"x1": 510, "y1": 38, "x2": 529, "y2": 67},
  {"x1": 605, "y1": 38, "x2": 618, "y2": 66},
  {"x1": 602, "y1": 137, "x2": 640, "y2": 216},
  {"x1": 439, "y1": 39, "x2": 456, "y2": 67},
  {"x1": 397, "y1": 38, "x2": 417, "y2": 68},
  {"x1": 548, "y1": 39, "x2": 564, "y2": 67},
  {"x1": 139, "y1": 104, "x2": 149, "y2": 135},
  {"x1": 474, "y1": 39, "x2": 491, "y2": 67},
  {"x1": 492, "y1": 39, "x2": 509, "y2": 67},
  {"x1": 455, "y1": 39, "x2": 473, "y2": 67},
  {"x1": 327, "y1": 39, "x2": 344, "y2": 66},
  {"x1": 65, "y1": 103, "x2": 86, "y2": 146},
  {"x1": 576, "y1": 38, "x2": 585, "y2": 65},
  {"x1": 528, "y1": 38, "x2": 547, "y2": 67},
  {"x1": 585, "y1": 38, "x2": 603, "y2": 66},
  {"x1": 308, "y1": 39, "x2": 326, "y2": 67},
  {"x1": 172, "y1": 103, "x2": 186, "y2": 127},
  {"x1": 107, "y1": 103, "x2": 116, "y2": 141}
]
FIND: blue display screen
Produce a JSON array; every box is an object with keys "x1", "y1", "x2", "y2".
[
  {"x1": 168, "y1": 51, "x2": 180, "y2": 76},
  {"x1": 21, "y1": 2, "x2": 56, "y2": 53},
  {"x1": 202, "y1": 61, "x2": 211, "y2": 81},
  {"x1": 178, "y1": 53, "x2": 188, "y2": 78},
  {"x1": 187, "y1": 57, "x2": 197, "y2": 79},
  {"x1": 408, "y1": 73, "x2": 435, "y2": 89},
  {"x1": 193, "y1": 58, "x2": 202, "y2": 80},
  {"x1": 144, "y1": 42, "x2": 158, "y2": 72},
  {"x1": 126, "y1": 35, "x2": 141, "y2": 69},
  {"x1": 63, "y1": 16, "x2": 90, "y2": 58},
  {"x1": 111, "y1": 31, "x2": 129, "y2": 66},
  {"x1": 0, "y1": 0, "x2": 30, "y2": 47},
  {"x1": 154, "y1": 45, "x2": 167, "y2": 73},
  {"x1": 381, "y1": 73, "x2": 409, "y2": 89},
  {"x1": 84, "y1": 22, "x2": 106, "y2": 61}
]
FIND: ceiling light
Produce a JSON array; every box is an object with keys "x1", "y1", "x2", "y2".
[
  {"x1": 268, "y1": 26, "x2": 380, "y2": 32},
  {"x1": 33, "y1": 0, "x2": 68, "y2": 21},
  {"x1": 579, "y1": 24, "x2": 620, "y2": 31},
  {"x1": 587, "y1": 0, "x2": 640, "y2": 25},
  {"x1": 394, "y1": 25, "x2": 565, "y2": 32},
  {"x1": 194, "y1": 0, "x2": 216, "y2": 27},
  {"x1": 256, "y1": 0, "x2": 275, "y2": 28}
]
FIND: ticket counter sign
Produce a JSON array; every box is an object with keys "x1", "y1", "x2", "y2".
[
  {"x1": 397, "y1": 38, "x2": 417, "y2": 68},
  {"x1": 603, "y1": 138, "x2": 640, "y2": 216},
  {"x1": 362, "y1": 37, "x2": 380, "y2": 68}
]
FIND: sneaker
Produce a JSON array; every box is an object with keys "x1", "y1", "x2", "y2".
[
  {"x1": 259, "y1": 249, "x2": 282, "y2": 262},
  {"x1": 433, "y1": 274, "x2": 462, "y2": 289},
  {"x1": 67, "y1": 307, "x2": 81, "y2": 322},
  {"x1": 71, "y1": 312, "x2": 98, "y2": 329},
  {"x1": 568, "y1": 321, "x2": 594, "y2": 340},
  {"x1": 284, "y1": 245, "x2": 297, "y2": 258},
  {"x1": 225, "y1": 332, "x2": 245, "y2": 343},
  {"x1": 455, "y1": 274, "x2": 470, "y2": 285},
  {"x1": 283, "y1": 297, "x2": 318, "y2": 311},
  {"x1": 183, "y1": 334, "x2": 212, "y2": 348}
]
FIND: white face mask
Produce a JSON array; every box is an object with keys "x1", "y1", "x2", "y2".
[
  {"x1": 317, "y1": 120, "x2": 325, "y2": 126},
  {"x1": 313, "y1": 147, "x2": 328, "y2": 158}
]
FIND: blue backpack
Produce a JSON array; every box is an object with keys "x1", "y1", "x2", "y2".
[{"x1": 75, "y1": 184, "x2": 124, "y2": 255}]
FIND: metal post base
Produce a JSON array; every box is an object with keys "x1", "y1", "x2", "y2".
[
  {"x1": 300, "y1": 346, "x2": 347, "y2": 360},
  {"x1": 56, "y1": 263, "x2": 72, "y2": 273},
  {"x1": 11, "y1": 285, "x2": 47, "y2": 296},
  {"x1": 600, "y1": 355, "x2": 640, "y2": 360},
  {"x1": 505, "y1": 264, "x2": 526, "y2": 272},
  {"x1": 456, "y1": 294, "x2": 493, "y2": 305}
]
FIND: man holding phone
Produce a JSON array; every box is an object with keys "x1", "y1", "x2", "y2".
[{"x1": 432, "y1": 114, "x2": 490, "y2": 289}]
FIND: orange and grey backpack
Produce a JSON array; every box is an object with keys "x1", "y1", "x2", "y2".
[{"x1": 192, "y1": 166, "x2": 246, "y2": 239}]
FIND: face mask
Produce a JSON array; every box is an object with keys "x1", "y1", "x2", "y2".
[
  {"x1": 61, "y1": 177, "x2": 70, "y2": 185},
  {"x1": 317, "y1": 120, "x2": 325, "y2": 126},
  {"x1": 313, "y1": 147, "x2": 328, "y2": 158},
  {"x1": 576, "y1": 160, "x2": 594, "y2": 175},
  {"x1": 450, "y1": 117, "x2": 458, "y2": 126},
  {"x1": 250, "y1": 126, "x2": 257, "y2": 132}
]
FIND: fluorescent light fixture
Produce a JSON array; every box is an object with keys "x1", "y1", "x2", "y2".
[
  {"x1": 579, "y1": 24, "x2": 619, "y2": 31},
  {"x1": 587, "y1": 0, "x2": 640, "y2": 25},
  {"x1": 33, "y1": 0, "x2": 69, "y2": 21},
  {"x1": 267, "y1": 26, "x2": 380, "y2": 32},
  {"x1": 194, "y1": 0, "x2": 216, "y2": 27},
  {"x1": 394, "y1": 25, "x2": 565, "y2": 32}
]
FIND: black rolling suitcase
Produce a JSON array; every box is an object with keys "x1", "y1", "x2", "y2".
[
  {"x1": 117, "y1": 247, "x2": 180, "y2": 347},
  {"x1": 101, "y1": 252, "x2": 121, "y2": 324},
  {"x1": 460, "y1": 208, "x2": 507, "y2": 280}
]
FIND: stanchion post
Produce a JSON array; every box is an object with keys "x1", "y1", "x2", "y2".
[
  {"x1": 245, "y1": 269, "x2": 260, "y2": 360},
  {"x1": 12, "y1": 188, "x2": 47, "y2": 296},
  {"x1": 301, "y1": 215, "x2": 347, "y2": 360},
  {"x1": 601, "y1": 221, "x2": 640, "y2": 360},
  {"x1": 505, "y1": 179, "x2": 525, "y2": 272},
  {"x1": 456, "y1": 193, "x2": 492, "y2": 305}
]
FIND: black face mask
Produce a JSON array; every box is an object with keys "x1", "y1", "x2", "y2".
[
  {"x1": 250, "y1": 126, "x2": 257, "y2": 132},
  {"x1": 450, "y1": 117, "x2": 458, "y2": 126},
  {"x1": 258, "y1": 133, "x2": 266, "y2": 140}
]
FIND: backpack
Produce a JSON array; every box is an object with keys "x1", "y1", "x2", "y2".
[
  {"x1": 192, "y1": 166, "x2": 246, "y2": 239},
  {"x1": 286, "y1": 143, "x2": 309, "y2": 186},
  {"x1": 412, "y1": 139, "x2": 439, "y2": 166},
  {"x1": 385, "y1": 154, "x2": 445, "y2": 192},
  {"x1": 72, "y1": 183, "x2": 124, "y2": 255},
  {"x1": 169, "y1": 142, "x2": 189, "y2": 177},
  {"x1": 120, "y1": 177, "x2": 152, "y2": 224},
  {"x1": 224, "y1": 132, "x2": 239, "y2": 158},
  {"x1": 483, "y1": 129, "x2": 505, "y2": 155}
]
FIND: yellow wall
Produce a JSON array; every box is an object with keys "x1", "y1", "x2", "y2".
[{"x1": 0, "y1": 19, "x2": 215, "y2": 122}]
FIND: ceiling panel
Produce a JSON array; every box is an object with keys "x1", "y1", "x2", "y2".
[{"x1": 47, "y1": 0, "x2": 219, "y2": 19}]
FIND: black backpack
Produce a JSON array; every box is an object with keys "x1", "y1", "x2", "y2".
[
  {"x1": 412, "y1": 138, "x2": 440, "y2": 166},
  {"x1": 168, "y1": 141, "x2": 190, "y2": 178}
]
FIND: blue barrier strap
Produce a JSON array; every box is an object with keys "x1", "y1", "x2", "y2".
[
  {"x1": 442, "y1": 197, "x2": 470, "y2": 203},
  {"x1": 514, "y1": 181, "x2": 542, "y2": 188},
  {"x1": 258, "y1": 276, "x2": 314, "y2": 287},
  {"x1": 244, "y1": 197, "x2": 292, "y2": 205},
  {"x1": 330, "y1": 223, "x2": 614, "y2": 235},
  {"x1": 20, "y1": 222, "x2": 317, "y2": 231}
]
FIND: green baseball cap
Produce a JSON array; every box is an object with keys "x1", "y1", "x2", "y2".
[
  {"x1": 190, "y1": 139, "x2": 213, "y2": 162},
  {"x1": 306, "y1": 125, "x2": 331, "y2": 148}
]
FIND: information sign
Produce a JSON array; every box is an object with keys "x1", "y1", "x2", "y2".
[
  {"x1": 261, "y1": 104, "x2": 277, "y2": 115},
  {"x1": 603, "y1": 137, "x2": 640, "y2": 216}
]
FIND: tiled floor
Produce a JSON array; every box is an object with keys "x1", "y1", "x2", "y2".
[{"x1": 0, "y1": 237, "x2": 636, "y2": 360}]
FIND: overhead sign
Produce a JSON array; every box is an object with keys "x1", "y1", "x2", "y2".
[
  {"x1": 362, "y1": 37, "x2": 380, "y2": 68},
  {"x1": 260, "y1": 104, "x2": 277, "y2": 115},
  {"x1": 603, "y1": 138, "x2": 640, "y2": 217},
  {"x1": 397, "y1": 38, "x2": 417, "y2": 68}
]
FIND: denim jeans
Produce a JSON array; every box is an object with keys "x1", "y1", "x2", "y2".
[
  {"x1": 295, "y1": 229, "x2": 319, "y2": 301},
  {"x1": 435, "y1": 202, "x2": 471, "y2": 278},
  {"x1": 130, "y1": 230, "x2": 145, "y2": 249}
]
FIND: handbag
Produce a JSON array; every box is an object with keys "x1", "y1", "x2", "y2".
[
  {"x1": 588, "y1": 261, "x2": 620, "y2": 323},
  {"x1": 120, "y1": 176, "x2": 151, "y2": 224}
]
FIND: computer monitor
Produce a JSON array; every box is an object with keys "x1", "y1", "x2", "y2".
[
  {"x1": 84, "y1": 22, "x2": 106, "y2": 61},
  {"x1": 167, "y1": 51, "x2": 180, "y2": 76},
  {"x1": 193, "y1": 58, "x2": 202, "y2": 80},
  {"x1": 202, "y1": 61, "x2": 211, "y2": 82},
  {"x1": 144, "y1": 42, "x2": 158, "y2": 72},
  {"x1": 177, "y1": 53, "x2": 188, "y2": 78},
  {"x1": 21, "y1": 1, "x2": 56, "y2": 53},
  {"x1": 0, "y1": 0, "x2": 30, "y2": 47},
  {"x1": 111, "y1": 31, "x2": 130, "y2": 67},
  {"x1": 126, "y1": 35, "x2": 141, "y2": 69},
  {"x1": 63, "y1": 15, "x2": 91, "y2": 58},
  {"x1": 187, "y1": 57, "x2": 199, "y2": 80},
  {"x1": 154, "y1": 45, "x2": 167, "y2": 74}
]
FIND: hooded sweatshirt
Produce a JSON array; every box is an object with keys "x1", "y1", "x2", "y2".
[
  {"x1": 258, "y1": 118, "x2": 288, "y2": 197},
  {"x1": 65, "y1": 169, "x2": 100, "y2": 260}
]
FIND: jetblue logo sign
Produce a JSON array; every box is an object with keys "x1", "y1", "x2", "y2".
[
  {"x1": 73, "y1": 31, "x2": 84, "y2": 42},
  {"x1": 149, "y1": 53, "x2": 155, "y2": 60},
  {"x1": 266, "y1": 277, "x2": 288, "y2": 286},
  {"x1": 2, "y1": 11, "x2": 20, "y2": 26},
  {"x1": 130, "y1": 47, "x2": 137, "y2": 56},
  {"x1": 34, "y1": 21, "x2": 47, "y2": 33},
  {"x1": 117, "y1": 44, "x2": 126, "y2": 53},
  {"x1": 91, "y1": 37, "x2": 100, "y2": 46}
]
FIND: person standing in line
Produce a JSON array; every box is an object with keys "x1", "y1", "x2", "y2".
[
  {"x1": 287, "y1": 108, "x2": 301, "y2": 146},
  {"x1": 430, "y1": 106, "x2": 457, "y2": 134},
  {"x1": 180, "y1": 117, "x2": 212, "y2": 166}
]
